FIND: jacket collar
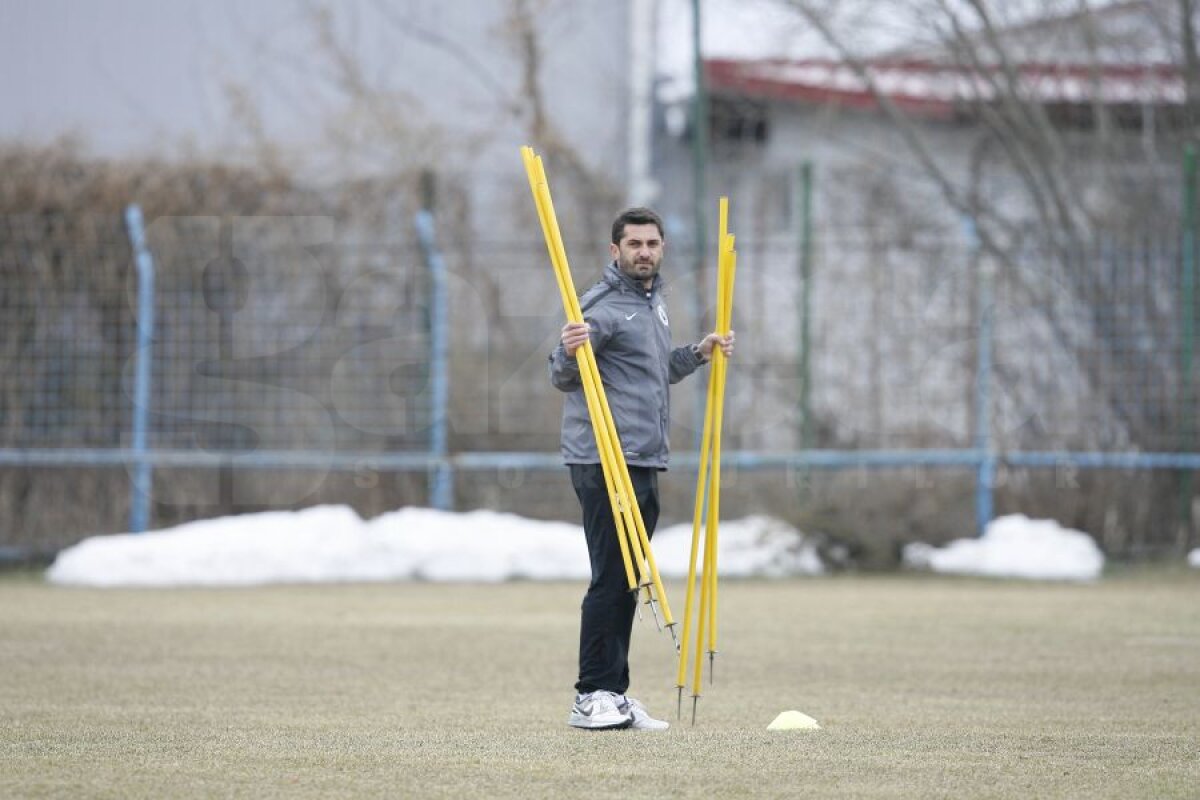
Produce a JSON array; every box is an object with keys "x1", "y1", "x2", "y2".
[{"x1": 604, "y1": 261, "x2": 662, "y2": 295}]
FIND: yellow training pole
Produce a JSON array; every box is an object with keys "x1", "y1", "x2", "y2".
[
  {"x1": 693, "y1": 242, "x2": 730, "y2": 716},
  {"x1": 706, "y1": 241, "x2": 736, "y2": 682},
  {"x1": 522, "y1": 148, "x2": 639, "y2": 592},
  {"x1": 675, "y1": 313, "x2": 721, "y2": 715},
  {"x1": 531, "y1": 152, "x2": 677, "y2": 635},
  {"x1": 524, "y1": 152, "x2": 636, "y2": 591},
  {"x1": 703, "y1": 257, "x2": 725, "y2": 680},
  {"x1": 704, "y1": 201, "x2": 732, "y2": 679},
  {"x1": 690, "y1": 514, "x2": 712, "y2": 722},
  {"x1": 524, "y1": 147, "x2": 679, "y2": 641},
  {"x1": 581, "y1": 363, "x2": 640, "y2": 589},
  {"x1": 687, "y1": 201, "x2": 735, "y2": 723},
  {"x1": 703, "y1": 203, "x2": 732, "y2": 678},
  {"x1": 534, "y1": 184, "x2": 645, "y2": 589},
  {"x1": 678, "y1": 197, "x2": 729, "y2": 714},
  {"x1": 531, "y1": 169, "x2": 653, "y2": 594}
]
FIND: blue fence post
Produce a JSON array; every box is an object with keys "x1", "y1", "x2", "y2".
[
  {"x1": 124, "y1": 204, "x2": 156, "y2": 533},
  {"x1": 966, "y1": 216, "x2": 995, "y2": 536},
  {"x1": 414, "y1": 208, "x2": 453, "y2": 510}
]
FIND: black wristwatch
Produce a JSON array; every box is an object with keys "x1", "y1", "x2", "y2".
[{"x1": 692, "y1": 343, "x2": 708, "y2": 363}]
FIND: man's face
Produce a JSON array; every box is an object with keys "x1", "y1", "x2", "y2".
[{"x1": 611, "y1": 223, "x2": 664, "y2": 284}]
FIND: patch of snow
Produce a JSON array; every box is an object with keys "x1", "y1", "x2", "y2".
[
  {"x1": 902, "y1": 514, "x2": 1104, "y2": 581},
  {"x1": 653, "y1": 514, "x2": 824, "y2": 578},
  {"x1": 46, "y1": 506, "x2": 821, "y2": 588}
]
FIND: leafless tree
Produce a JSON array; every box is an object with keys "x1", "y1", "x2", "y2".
[{"x1": 780, "y1": 0, "x2": 1197, "y2": 452}]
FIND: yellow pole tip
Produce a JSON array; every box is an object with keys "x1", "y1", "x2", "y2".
[{"x1": 766, "y1": 711, "x2": 821, "y2": 731}]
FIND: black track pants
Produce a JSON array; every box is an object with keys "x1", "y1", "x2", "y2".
[{"x1": 570, "y1": 463, "x2": 660, "y2": 695}]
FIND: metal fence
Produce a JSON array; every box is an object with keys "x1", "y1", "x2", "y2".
[{"x1": 1, "y1": 163, "x2": 1197, "y2": 556}]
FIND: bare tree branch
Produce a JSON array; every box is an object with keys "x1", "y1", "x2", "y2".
[
  {"x1": 1182, "y1": 0, "x2": 1200, "y2": 132},
  {"x1": 369, "y1": 0, "x2": 521, "y2": 117},
  {"x1": 779, "y1": 0, "x2": 1185, "y2": 448}
]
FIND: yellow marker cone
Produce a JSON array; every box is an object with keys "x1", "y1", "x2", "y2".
[{"x1": 767, "y1": 711, "x2": 822, "y2": 731}]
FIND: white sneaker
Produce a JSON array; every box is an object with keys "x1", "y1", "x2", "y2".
[
  {"x1": 618, "y1": 695, "x2": 669, "y2": 731},
  {"x1": 568, "y1": 690, "x2": 633, "y2": 730}
]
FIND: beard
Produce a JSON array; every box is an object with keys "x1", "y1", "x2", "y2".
[{"x1": 618, "y1": 253, "x2": 660, "y2": 282}]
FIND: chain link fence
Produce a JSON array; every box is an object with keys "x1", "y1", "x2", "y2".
[{"x1": 1, "y1": 158, "x2": 1196, "y2": 561}]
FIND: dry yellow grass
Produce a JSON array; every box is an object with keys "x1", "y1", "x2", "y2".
[{"x1": 2, "y1": 572, "x2": 1198, "y2": 798}]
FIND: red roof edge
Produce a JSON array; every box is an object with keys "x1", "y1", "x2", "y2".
[{"x1": 702, "y1": 57, "x2": 1184, "y2": 118}]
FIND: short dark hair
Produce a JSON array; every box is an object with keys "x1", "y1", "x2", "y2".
[{"x1": 611, "y1": 207, "x2": 665, "y2": 245}]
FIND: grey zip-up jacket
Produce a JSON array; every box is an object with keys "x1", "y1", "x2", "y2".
[{"x1": 548, "y1": 262, "x2": 706, "y2": 469}]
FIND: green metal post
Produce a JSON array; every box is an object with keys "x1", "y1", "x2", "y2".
[
  {"x1": 797, "y1": 162, "x2": 813, "y2": 451},
  {"x1": 794, "y1": 162, "x2": 814, "y2": 504},
  {"x1": 1182, "y1": 144, "x2": 1197, "y2": 545},
  {"x1": 691, "y1": 0, "x2": 709, "y2": 439}
]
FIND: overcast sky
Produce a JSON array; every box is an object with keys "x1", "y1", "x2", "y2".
[
  {"x1": 1, "y1": 0, "x2": 1148, "y2": 158},
  {"x1": 0, "y1": 0, "x2": 310, "y2": 155},
  {"x1": 0, "y1": 0, "x2": 856, "y2": 158}
]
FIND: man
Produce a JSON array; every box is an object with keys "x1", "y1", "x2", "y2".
[{"x1": 548, "y1": 207, "x2": 734, "y2": 731}]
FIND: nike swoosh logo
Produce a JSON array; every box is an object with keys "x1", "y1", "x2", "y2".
[{"x1": 625, "y1": 312, "x2": 638, "y2": 320}]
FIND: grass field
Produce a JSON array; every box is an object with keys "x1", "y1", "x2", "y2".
[{"x1": 2, "y1": 571, "x2": 1198, "y2": 799}]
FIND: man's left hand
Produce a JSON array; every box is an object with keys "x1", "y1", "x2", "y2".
[{"x1": 698, "y1": 330, "x2": 735, "y2": 361}]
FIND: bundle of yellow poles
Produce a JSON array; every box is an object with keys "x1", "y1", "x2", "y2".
[
  {"x1": 520, "y1": 145, "x2": 678, "y2": 648},
  {"x1": 676, "y1": 197, "x2": 736, "y2": 724}
]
